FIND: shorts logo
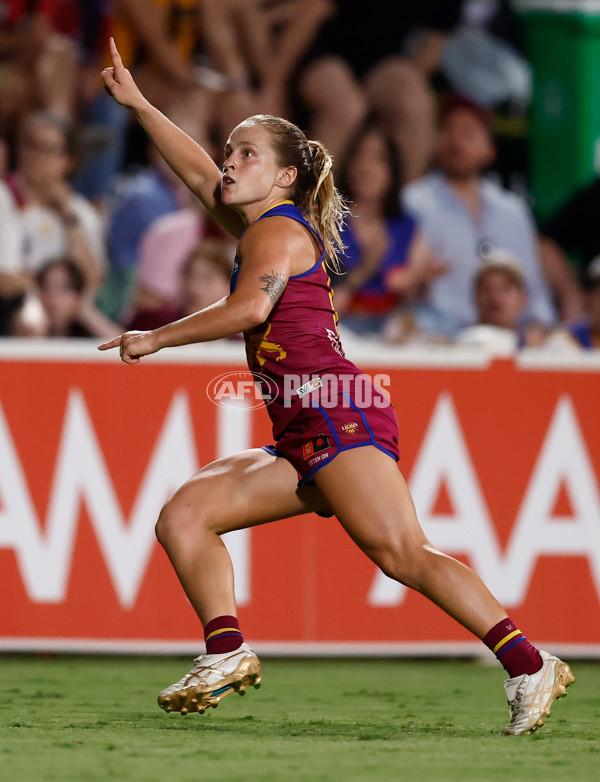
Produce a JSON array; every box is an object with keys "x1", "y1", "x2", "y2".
[
  {"x1": 296, "y1": 377, "x2": 323, "y2": 398},
  {"x1": 302, "y1": 435, "x2": 330, "y2": 460},
  {"x1": 308, "y1": 451, "x2": 330, "y2": 467},
  {"x1": 342, "y1": 421, "x2": 359, "y2": 434}
]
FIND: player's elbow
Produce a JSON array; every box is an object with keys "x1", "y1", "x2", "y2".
[
  {"x1": 244, "y1": 299, "x2": 272, "y2": 329},
  {"x1": 229, "y1": 296, "x2": 271, "y2": 331}
]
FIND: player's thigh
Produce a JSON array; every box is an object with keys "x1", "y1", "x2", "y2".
[
  {"x1": 159, "y1": 447, "x2": 331, "y2": 536},
  {"x1": 313, "y1": 445, "x2": 430, "y2": 561}
]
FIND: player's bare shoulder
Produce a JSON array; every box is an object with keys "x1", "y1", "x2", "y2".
[
  {"x1": 239, "y1": 214, "x2": 317, "y2": 275},
  {"x1": 240, "y1": 214, "x2": 306, "y2": 247}
]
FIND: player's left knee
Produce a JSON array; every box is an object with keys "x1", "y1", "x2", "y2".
[{"x1": 373, "y1": 539, "x2": 431, "y2": 590}]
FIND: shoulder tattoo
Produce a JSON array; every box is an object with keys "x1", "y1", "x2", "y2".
[{"x1": 259, "y1": 270, "x2": 287, "y2": 305}]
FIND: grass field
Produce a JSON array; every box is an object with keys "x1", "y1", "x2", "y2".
[{"x1": 0, "y1": 654, "x2": 597, "y2": 782}]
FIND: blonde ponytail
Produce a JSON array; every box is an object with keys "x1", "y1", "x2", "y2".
[{"x1": 304, "y1": 140, "x2": 349, "y2": 273}]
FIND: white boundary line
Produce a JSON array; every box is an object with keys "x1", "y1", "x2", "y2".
[
  {"x1": 0, "y1": 336, "x2": 492, "y2": 367},
  {"x1": 1, "y1": 638, "x2": 599, "y2": 659},
  {"x1": 0, "y1": 337, "x2": 247, "y2": 364},
  {"x1": 4, "y1": 338, "x2": 600, "y2": 370},
  {"x1": 517, "y1": 348, "x2": 600, "y2": 372}
]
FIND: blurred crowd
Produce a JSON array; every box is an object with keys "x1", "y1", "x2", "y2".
[{"x1": 0, "y1": 0, "x2": 599, "y2": 353}]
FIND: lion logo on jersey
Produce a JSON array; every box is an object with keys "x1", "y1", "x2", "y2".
[{"x1": 246, "y1": 323, "x2": 287, "y2": 369}]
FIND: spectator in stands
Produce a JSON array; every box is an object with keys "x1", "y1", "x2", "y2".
[
  {"x1": 13, "y1": 257, "x2": 119, "y2": 339},
  {"x1": 403, "y1": 93, "x2": 561, "y2": 337},
  {"x1": 71, "y1": 0, "x2": 129, "y2": 207},
  {"x1": 332, "y1": 117, "x2": 446, "y2": 339},
  {"x1": 569, "y1": 257, "x2": 600, "y2": 350},
  {"x1": 456, "y1": 252, "x2": 580, "y2": 353},
  {"x1": 0, "y1": 3, "x2": 78, "y2": 129},
  {"x1": 110, "y1": 0, "x2": 215, "y2": 148},
  {"x1": 538, "y1": 175, "x2": 600, "y2": 320},
  {"x1": 120, "y1": 200, "x2": 236, "y2": 326},
  {"x1": 199, "y1": 0, "x2": 332, "y2": 138},
  {"x1": 456, "y1": 251, "x2": 529, "y2": 351},
  {"x1": 440, "y1": 0, "x2": 532, "y2": 111},
  {"x1": 0, "y1": 111, "x2": 107, "y2": 336},
  {"x1": 100, "y1": 109, "x2": 200, "y2": 321},
  {"x1": 294, "y1": 0, "x2": 465, "y2": 181},
  {"x1": 125, "y1": 240, "x2": 233, "y2": 331},
  {"x1": 75, "y1": 0, "x2": 217, "y2": 208}
]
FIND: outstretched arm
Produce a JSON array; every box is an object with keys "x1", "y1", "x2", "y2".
[
  {"x1": 101, "y1": 37, "x2": 245, "y2": 238},
  {"x1": 98, "y1": 218, "x2": 294, "y2": 363}
]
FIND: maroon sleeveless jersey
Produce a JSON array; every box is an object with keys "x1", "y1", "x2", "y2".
[{"x1": 230, "y1": 201, "x2": 371, "y2": 437}]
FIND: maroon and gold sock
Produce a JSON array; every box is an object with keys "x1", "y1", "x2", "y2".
[
  {"x1": 483, "y1": 618, "x2": 543, "y2": 678},
  {"x1": 204, "y1": 615, "x2": 244, "y2": 655}
]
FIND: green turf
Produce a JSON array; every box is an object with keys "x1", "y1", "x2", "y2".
[{"x1": 0, "y1": 655, "x2": 596, "y2": 782}]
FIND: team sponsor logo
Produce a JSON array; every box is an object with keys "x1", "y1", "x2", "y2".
[
  {"x1": 296, "y1": 377, "x2": 324, "y2": 398},
  {"x1": 302, "y1": 435, "x2": 330, "y2": 460},
  {"x1": 307, "y1": 451, "x2": 331, "y2": 467}
]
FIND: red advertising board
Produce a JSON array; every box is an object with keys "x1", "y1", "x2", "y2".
[{"x1": 1, "y1": 340, "x2": 599, "y2": 656}]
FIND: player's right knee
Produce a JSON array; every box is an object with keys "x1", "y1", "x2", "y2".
[
  {"x1": 155, "y1": 502, "x2": 174, "y2": 547},
  {"x1": 155, "y1": 497, "x2": 205, "y2": 547}
]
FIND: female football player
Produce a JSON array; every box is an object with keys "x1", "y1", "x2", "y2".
[{"x1": 99, "y1": 38, "x2": 573, "y2": 735}]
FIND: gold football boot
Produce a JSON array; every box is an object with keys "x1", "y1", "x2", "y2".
[
  {"x1": 158, "y1": 643, "x2": 262, "y2": 715},
  {"x1": 502, "y1": 650, "x2": 575, "y2": 735}
]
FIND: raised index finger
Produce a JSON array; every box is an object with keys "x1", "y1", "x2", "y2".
[{"x1": 109, "y1": 37, "x2": 125, "y2": 73}]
